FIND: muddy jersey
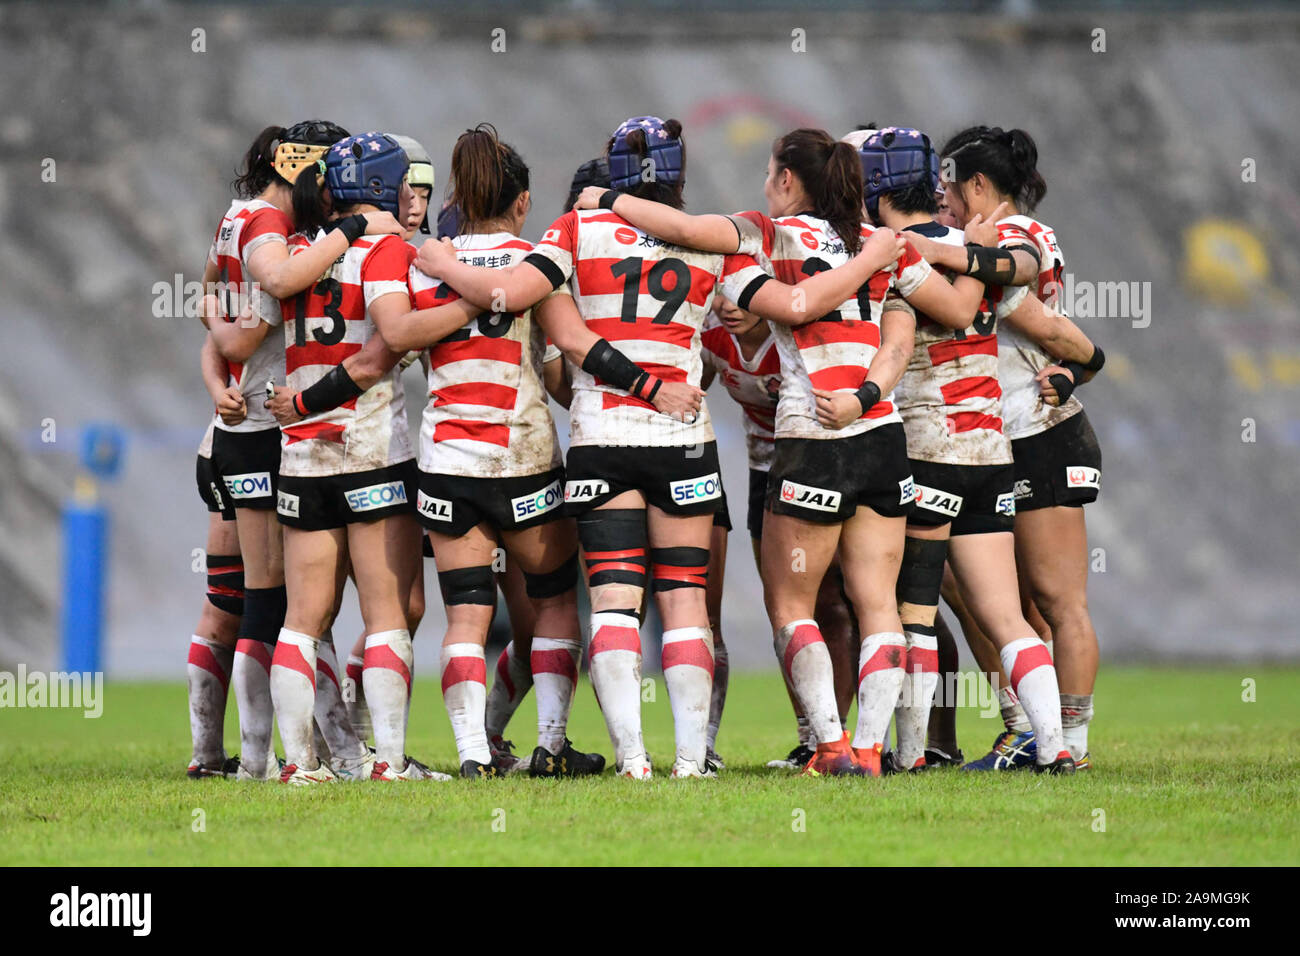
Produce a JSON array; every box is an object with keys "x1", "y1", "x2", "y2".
[
  {"x1": 208, "y1": 199, "x2": 290, "y2": 434},
  {"x1": 727, "y1": 211, "x2": 932, "y2": 441},
  {"x1": 198, "y1": 415, "x2": 217, "y2": 458},
  {"x1": 527, "y1": 208, "x2": 762, "y2": 448},
  {"x1": 895, "y1": 221, "x2": 1028, "y2": 466},
  {"x1": 407, "y1": 231, "x2": 561, "y2": 479},
  {"x1": 700, "y1": 316, "x2": 780, "y2": 471},
  {"x1": 997, "y1": 213, "x2": 1082, "y2": 440},
  {"x1": 278, "y1": 232, "x2": 414, "y2": 478}
]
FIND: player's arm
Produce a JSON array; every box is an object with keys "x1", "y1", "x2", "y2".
[
  {"x1": 543, "y1": 351, "x2": 573, "y2": 410},
  {"x1": 267, "y1": 328, "x2": 406, "y2": 426},
  {"x1": 371, "y1": 294, "x2": 481, "y2": 354},
  {"x1": 901, "y1": 268, "x2": 985, "y2": 330},
  {"x1": 576, "y1": 188, "x2": 744, "y2": 253},
  {"x1": 196, "y1": 259, "x2": 220, "y2": 328},
  {"x1": 414, "y1": 238, "x2": 553, "y2": 313},
  {"x1": 534, "y1": 292, "x2": 702, "y2": 420},
  {"x1": 1003, "y1": 292, "x2": 1107, "y2": 406},
  {"x1": 206, "y1": 304, "x2": 273, "y2": 363},
  {"x1": 244, "y1": 212, "x2": 403, "y2": 300},
  {"x1": 812, "y1": 305, "x2": 916, "y2": 430},
  {"x1": 201, "y1": 332, "x2": 246, "y2": 426},
  {"x1": 700, "y1": 363, "x2": 717, "y2": 391}
]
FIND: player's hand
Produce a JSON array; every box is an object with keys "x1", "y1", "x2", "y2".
[
  {"x1": 963, "y1": 202, "x2": 1008, "y2": 247},
  {"x1": 415, "y1": 236, "x2": 457, "y2": 278},
  {"x1": 267, "y1": 385, "x2": 304, "y2": 425},
  {"x1": 199, "y1": 291, "x2": 221, "y2": 329},
  {"x1": 861, "y1": 227, "x2": 906, "y2": 271},
  {"x1": 216, "y1": 386, "x2": 247, "y2": 426},
  {"x1": 1036, "y1": 364, "x2": 1073, "y2": 406},
  {"x1": 363, "y1": 211, "x2": 404, "y2": 236},
  {"x1": 812, "y1": 388, "x2": 864, "y2": 430},
  {"x1": 574, "y1": 186, "x2": 607, "y2": 211},
  {"x1": 652, "y1": 381, "x2": 704, "y2": 421}
]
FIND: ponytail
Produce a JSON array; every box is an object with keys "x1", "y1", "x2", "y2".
[
  {"x1": 450, "y1": 123, "x2": 530, "y2": 226},
  {"x1": 941, "y1": 125, "x2": 1047, "y2": 212},
  {"x1": 232, "y1": 125, "x2": 286, "y2": 199},
  {"x1": 291, "y1": 169, "x2": 332, "y2": 237},
  {"x1": 772, "y1": 128, "x2": 864, "y2": 254}
]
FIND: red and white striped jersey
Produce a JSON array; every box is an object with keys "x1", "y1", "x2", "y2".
[
  {"x1": 895, "y1": 221, "x2": 1028, "y2": 466},
  {"x1": 996, "y1": 213, "x2": 1082, "y2": 440},
  {"x1": 198, "y1": 415, "x2": 217, "y2": 459},
  {"x1": 700, "y1": 317, "x2": 780, "y2": 471},
  {"x1": 528, "y1": 208, "x2": 763, "y2": 448},
  {"x1": 207, "y1": 199, "x2": 291, "y2": 434},
  {"x1": 407, "y1": 231, "x2": 561, "y2": 478},
  {"x1": 278, "y1": 231, "x2": 415, "y2": 478},
  {"x1": 727, "y1": 211, "x2": 932, "y2": 441}
]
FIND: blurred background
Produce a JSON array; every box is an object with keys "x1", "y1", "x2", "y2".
[{"x1": 1, "y1": 0, "x2": 1297, "y2": 677}]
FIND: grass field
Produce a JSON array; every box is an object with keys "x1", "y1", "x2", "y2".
[{"x1": 2, "y1": 667, "x2": 1298, "y2": 866}]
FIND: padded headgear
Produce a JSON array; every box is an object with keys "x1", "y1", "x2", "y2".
[
  {"x1": 608, "y1": 116, "x2": 683, "y2": 192},
  {"x1": 325, "y1": 132, "x2": 409, "y2": 218},
  {"x1": 273, "y1": 119, "x2": 350, "y2": 185},
  {"x1": 387, "y1": 134, "x2": 435, "y2": 232},
  {"x1": 859, "y1": 126, "x2": 937, "y2": 221}
]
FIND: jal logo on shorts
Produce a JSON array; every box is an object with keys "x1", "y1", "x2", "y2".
[
  {"x1": 671, "y1": 473, "x2": 722, "y2": 504},
  {"x1": 1065, "y1": 466, "x2": 1100, "y2": 490},
  {"x1": 995, "y1": 492, "x2": 1017, "y2": 517},
  {"x1": 223, "y1": 471, "x2": 272, "y2": 499},
  {"x1": 1013, "y1": 478, "x2": 1032, "y2": 500},
  {"x1": 416, "y1": 490, "x2": 453, "y2": 522},
  {"x1": 512, "y1": 479, "x2": 563, "y2": 521},
  {"x1": 914, "y1": 483, "x2": 963, "y2": 519},
  {"x1": 346, "y1": 480, "x2": 408, "y2": 513},
  {"x1": 780, "y1": 479, "x2": 841, "y2": 513},
  {"x1": 564, "y1": 479, "x2": 609, "y2": 502},
  {"x1": 276, "y1": 490, "x2": 300, "y2": 518},
  {"x1": 898, "y1": 476, "x2": 916, "y2": 506}
]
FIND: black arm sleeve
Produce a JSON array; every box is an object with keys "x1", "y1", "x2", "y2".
[
  {"x1": 582, "y1": 338, "x2": 652, "y2": 398},
  {"x1": 298, "y1": 363, "x2": 364, "y2": 413},
  {"x1": 523, "y1": 253, "x2": 566, "y2": 291}
]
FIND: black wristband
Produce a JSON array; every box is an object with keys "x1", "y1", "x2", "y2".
[
  {"x1": 298, "y1": 364, "x2": 363, "y2": 414},
  {"x1": 1048, "y1": 370, "x2": 1078, "y2": 404},
  {"x1": 581, "y1": 338, "x2": 645, "y2": 394},
  {"x1": 645, "y1": 377, "x2": 662, "y2": 402},
  {"x1": 331, "y1": 213, "x2": 368, "y2": 245},
  {"x1": 854, "y1": 380, "x2": 881, "y2": 415},
  {"x1": 598, "y1": 190, "x2": 619, "y2": 211},
  {"x1": 1083, "y1": 345, "x2": 1106, "y2": 373},
  {"x1": 964, "y1": 243, "x2": 1017, "y2": 285}
]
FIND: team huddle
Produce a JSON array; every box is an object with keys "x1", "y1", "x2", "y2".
[{"x1": 186, "y1": 112, "x2": 1104, "y2": 783}]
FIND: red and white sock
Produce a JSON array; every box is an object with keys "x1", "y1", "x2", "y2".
[
  {"x1": 440, "y1": 642, "x2": 491, "y2": 765},
  {"x1": 485, "y1": 640, "x2": 533, "y2": 740},
  {"x1": 344, "y1": 652, "x2": 371, "y2": 743},
  {"x1": 270, "y1": 629, "x2": 319, "y2": 770},
  {"x1": 662, "y1": 626, "x2": 714, "y2": 767},
  {"x1": 707, "y1": 638, "x2": 729, "y2": 752},
  {"x1": 774, "y1": 620, "x2": 840, "y2": 747},
  {"x1": 998, "y1": 685, "x2": 1032, "y2": 732},
  {"x1": 588, "y1": 611, "x2": 644, "y2": 767},
  {"x1": 187, "y1": 635, "x2": 232, "y2": 766},
  {"x1": 313, "y1": 636, "x2": 367, "y2": 764},
  {"x1": 851, "y1": 631, "x2": 907, "y2": 750},
  {"x1": 999, "y1": 637, "x2": 1067, "y2": 764},
  {"x1": 232, "y1": 637, "x2": 276, "y2": 776},
  {"x1": 1060, "y1": 692, "x2": 1094, "y2": 761},
  {"x1": 894, "y1": 630, "x2": 939, "y2": 769},
  {"x1": 531, "y1": 637, "x2": 581, "y2": 754},
  {"x1": 363, "y1": 629, "x2": 413, "y2": 770}
]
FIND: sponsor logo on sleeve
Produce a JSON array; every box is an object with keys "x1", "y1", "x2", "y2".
[
  {"x1": 223, "y1": 471, "x2": 272, "y2": 500},
  {"x1": 416, "y1": 490, "x2": 453, "y2": 522},
  {"x1": 898, "y1": 476, "x2": 916, "y2": 506},
  {"x1": 780, "y1": 479, "x2": 842, "y2": 513},
  {"x1": 512, "y1": 479, "x2": 564, "y2": 522},
  {"x1": 995, "y1": 492, "x2": 1017, "y2": 517},
  {"x1": 670, "y1": 473, "x2": 722, "y2": 505},
  {"x1": 564, "y1": 479, "x2": 610, "y2": 503},
  {"x1": 914, "y1": 483, "x2": 962, "y2": 519},
  {"x1": 1064, "y1": 466, "x2": 1101, "y2": 490},
  {"x1": 276, "y1": 490, "x2": 300, "y2": 518},
  {"x1": 1013, "y1": 478, "x2": 1032, "y2": 500},
  {"x1": 346, "y1": 480, "x2": 408, "y2": 514}
]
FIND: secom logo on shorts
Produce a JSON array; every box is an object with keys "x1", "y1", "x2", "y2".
[
  {"x1": 346, "y1": 481, "x2": 407, "y2": 513},
  {"x1": 780, "y1": 479, "x2": 841, "y2": 513},
  {"x1": 1065, "y1": 466, "x2": 1100, "y2": 490},
  {"x1": 671, "y1": 472, "x2": 722, "y2": 504},
  {"x1": 512, "y1": 479, "x2": 563, "y2": 521},
  {"x1": 564, "y1": 479, "x2": 609, "y2": 502},
  {"x1": 898, "y1": 476, "x2": 916, "y2": 506},
  {"x1": 995, "y1": 492, "x2": 1016, "y2": 517},
  {"x1": 416, "y1": 490, "x2": 453, "y2": 522},
  {"x1": 276, "y1": 490, "x2": 300, "y2": 518},
  {"x1": 224, "y1": 471, "x2": 272, "y2": 499},
  {"x1": 914, "y1": 483, "x2": 962, "y2": 518}
]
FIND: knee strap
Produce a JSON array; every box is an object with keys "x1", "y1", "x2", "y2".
[
  {"x1": 438, "y1": 565, "x2": 497, "y2": 607},
  {"x1": 206, "y1": 553, "x2": 244, "y2": 616},
  {"x1": 523, "y1": 551, "x2": 579, "y2": 599},
  {"x1": 237, "y1": 585, "x2": 286, "y2": 645},
  {"x1": 578, "y1": 509, "x2": 648, "y2": 589},
  {"x1": 650, "y1": 546, "x2": 709, "y2": 592},
  {"x1": 897, "y1": 537, "x2": 949, "y2": 609}
]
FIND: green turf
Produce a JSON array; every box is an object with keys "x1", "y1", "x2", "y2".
[{"x1": 2, "y1": 668, "x2": 1297, "y2": 866}]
